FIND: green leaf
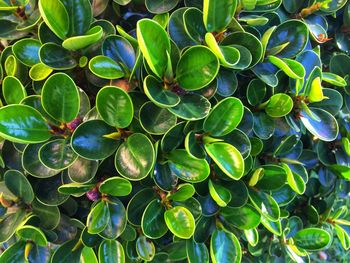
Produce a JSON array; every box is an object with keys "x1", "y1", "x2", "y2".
[
  {"x1": 205, "y1": 33, "x2": 240, "y2": 69},
  {"x1": 145, "y1": 0, "x2": 179, "y2": 14},
  {"x1": 282, "y1": 163, "x2": 306, "y2": 195},
  {"x1": 306, "y1": 76, "x2": 326, "y2": 103},
  {"x1": 39, "y1": 0, "x2": 69, "y2": 40},
  {"x1": 268, "y1": 56, "x2": 305, "y2": 79},
  {"x1": 204, "y1": 142, "x2": 244, "y2": 180},
  {"x1": 99, "y1": 240, "x2": 125, "y2": 263},
  {"x1": 99, "y1": 177, "x2": 132, "y2": 196},
  {"x1": 221, "y1": 31, "x2": 263, "y2": 68},
  {"x1": 16, "y1": 225, "x2": 48, "y2": 246},
  {"x1": 63, "y1": 0, "x2": 92, "y2": 36},
  {"x1": 87, "y1": 201, "x2": 109, "y2": 234},
  {"x1": 33, "y1": 173, "x2": 69, "y2": 206},
  {"x1": 246, "y1": 79, "x2": 266, "y2": 106},
  {"x1": 293, "y1": 228, "x2": 331, "y2": 251},
  {"x1": 100, "y1": 198, "x2": 127, "y2": 239},
  {"x1": 0, "y1": 210, "x2": 26, "y2": 243},
  {"x1": 22, "y1": 143, "x2": 60, "y2": 178},
  {"x1": 266, "y1": 20, "x2": 309, "y2": 58},
  {"x1": 32, "y1": 199, "x2": 60, "y2": 230},
  {"x1": 102, "y1": 35, "x2": 136, "y2": 71},
  {"x1": 127, "y1": 188, "x2": 157, "y2": 226},
  {"x1": 210, "y1": 229, "x2": 241, "y2": 263},
  {"x1": 176, "y1": 46, "x2": 219, "y2": 90},
  {"x1": 137, "y1": 18, "x2": 170, "y2": 78},
  {"x1": 168, "y1": 94, "x2": 211, "y2": 120},
  {"x1": 51, "y1": 239, "x2": 83, "y2": 263},
  {"x1": 183, "y1": 8, "x2": 206, "y2": 43},
  {"x1": 0, "y1": 105, "x2": 50, "y2": 143},
  {"x1": 89, "y1": 55, "x2": 124, "y2": 80},
  {"x1": 203, "y1": 97, "x2": 244, "y2": 136},
  {"x1": 203, "y1": 0, "x2": 237, "y2": 32},
  {"x1": 136, "y1": 236, "x2": 155, "y2": 261},
  {"x1": 39, "y1": 43, "x2": 77, "y2": 70},
  {"x1": 255, "y1": 165, "x2": 287, "y2": 190},
  {"x1": 220, "y1": 204, "x2": 261, "y2": 230},
  {"x1": 96, "y1": 86, "x2": 133, "y2": 128},
  {"x1": 63, "y1": 26, "x2": 103, "y2": 51},
  {"x1": 167, "y1": 149, "x2": 210, "y2": 182},
  {"x1": 334, "y1": 224, "x2": 350, "y2": 250},
  {"x1": 12, "y1": 38, "x2": 41, "y2": 66},
  {"x1": 39, "y1": 139, "x2": 78, "y2": 170},
  {"x1": 29, "y1": 62, "x2": 53, "y2": 81},
  {"x1": 0, "y1": 241, "x2": 25, "y2": 262},
  {"x1": 185, "y1": 131, "x2": 206, "y2": 159},
  {"x1": 68, "y1": 157, "x2": 98, "y2": 183},
  {"x1": 59, "y1": 183, "x2": 93, "y2": 196},
  {"x1": 4, "y1": 170, "x2": 34, "y2": 204},
  {"x1": 139, "y1": 102, "x2": 177, "y2": 135},
  {"x1": 42, "y1": 73, "x2": 80, "y2": 123},
  {"x1": 186, "y1": 238, "x2": 209, "y2": 263},
  {"x1": 144, "y1": 75, "x2": 180, "y2": 108},
  {"x1": 81, "y1": 247, "x2": 98, "y2": 263},
  {"x1": 142, "y1": 199, "x2": 167, "y2": 239},
  {"x1": 71, "y1": 120, "x2": 119, "y2": 160},
  {"x1": 322, "y1": 72, "x2": 347, "y2": 87},
  {"x1": 260, "y1": 215, "x2": 282, "y2": 236},
  {"x1": 164, "y1": 206, "x2": 195, "y2": 239},
  {"x1": 249, "y1": 190, "x2": 280, "y2": 221},
  {"x1": 208, "y1": 180, "x2": 231, "y2": 207},
  {"x1": 2, "y1": 76, "x2": 27, "y2": 104},
  {"x1": 300, "y1": 107, "x2": 339, "y2": 142},
  {"x1": 168, "y1": 184, "x2": 195, "y2": 201},
  {"x1": 115, "y1": 133, "x2": 155, "y2": 180},
  {"x1": 244, "y1": 228, "x2": 259, "y2": 247},
  {"x1": 161, "y1": 121, "x2": 186, "y2": 153}
]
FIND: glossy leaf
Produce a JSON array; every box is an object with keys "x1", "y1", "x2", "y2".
[
  {"x1": 41, "y1": 73, "x2": 80, "y2": 123},
  {"x1": 137, "y1": 19, "x2": 170, "y2": 78},
  {"x1": 115, "y1": 133, "x2": 155, "y2": 180},
  {"x1": 87, "y1": 201, "x2": 109, "y2": 234},
  {"x1": 203, "y1": 0, "x2": 237, "y2": 32},
  {"x1": 99, "y1": 177, "x2": 132, "y2": 196},
  {"x1": 63, "y1": 26, "x2": 103, "y2": 51},
  {"x1": 89, "y1": 55, "x2": 124, "y2": 80},
  {"x1": 142, "y1": 199, "x2": 167, "y2": 239},
  {"x1": 293, "y1": 228, "x2": 331, "y2": 251},
  {"x1": 167, "y1": 149, "x2": 210, "y2": 182},
  {"x1": 12, "y1": 38, "x2": 41, "y2": 66},
  {"x1": 204, "y1": 142, "x2": 244, "y2": 180},
  {"x1": 4, "y1": 170, "x2": 34, "y2": 204},
  {"x1": 96, "y1": 86, "x2": 133, "y2": 128},
  {"x1": 210, "y1": 230, "x2": 241, "y2": 263},
  {"x1": 0, "y1": 105, "x2": 50, "y2": 143},
  {"x1": 98, "y1": 240, "x2": 125, "y2": 263},
  {"x1": 139, "y1": 102, "x2": 177, "y2": 135},
  {"x1": 16, "y1": 226, "x2": 48, "y2": 246},
  {"x1": 2, "y1": 76, "x2": 27, "y2": 104},
  {"x1": 164, "y1": 206, "x2": 195, "y2": 239},
  {"x1": 39, "y1": 0, "x2": 69, "y2": 39},
  {"x1": 71, "y1": 120, "x2": 119, "y2": 160},
  {"x1": 300, "y1": 107, "x2": 339, "y2": 142},
  {"x1": 220, "y1": 204, "x2": 261, "y2": 230},
  {"x1": 203, "y1": 97, "x2": 244, "y2": 136},
  {"x1": 39, "y1": 139, "x2": 77, "y2": 170},
  {"x1": 176, "y1": 46, "x2": 219, "y2": 90},
  {"x1": 145, "y1": 0, "x2": 179, "y2": 14}
]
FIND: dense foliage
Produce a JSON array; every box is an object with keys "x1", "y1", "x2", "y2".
[{"x1": 0, "y1": 0, "x2": 350, "y2": 262}]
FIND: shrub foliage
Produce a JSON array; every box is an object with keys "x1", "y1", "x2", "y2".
[{"x1": 0, "y1": 0, "x2": 350, "y2": 262}]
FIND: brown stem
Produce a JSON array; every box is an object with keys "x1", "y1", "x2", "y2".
[{"x1": 298, "y1": 3, "x2": 322, "y2": 18}]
